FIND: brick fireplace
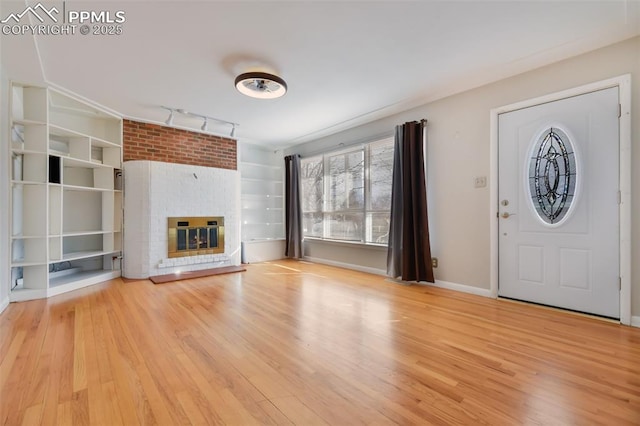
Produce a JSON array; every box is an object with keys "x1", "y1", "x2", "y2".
[{"x1": 122, "y1": 120, "x2": 240, "y2": 279}]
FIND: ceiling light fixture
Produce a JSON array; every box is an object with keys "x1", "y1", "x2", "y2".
[
  {"x1": 235, "y1": 72, "x2": 287, "y2": 99},
  {"x1": 160, "y1": 106, "x2": 238, "y2": 139}
]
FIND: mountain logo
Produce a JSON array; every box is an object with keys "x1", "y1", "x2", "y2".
[{"x1": 1, "y1": 3, "x2": 59, "y2": 24}]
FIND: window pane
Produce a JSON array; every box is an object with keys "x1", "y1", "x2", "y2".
[
  {"x1": 300, "y1": 137, "x2": 394, "y2": 245},
  {"x1": 326, "y1": 212, "x2": 364, "y2": 241},
  {"x1": 367, "y1": 212, "x2": 390, "y2": 244},
  {"x1": 369, "y1": 139, "x2": 394, "y2": 210},
  {"x1": 328, "y1": 150, "x2": 363, "y2": 211},
  {"x1": 301, "y1": 157, "x2": 323, "y2": 212},
  {"x1": 303, "y1": 212, "x2": 323, "y2": 238}
]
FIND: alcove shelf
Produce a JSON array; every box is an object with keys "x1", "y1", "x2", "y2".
[
  {"x1": 238, "y1": 143, "x2": 285, "y2": 263},
  {"x1": 9, "y1": 82, "x2": 123, "y2": 301}
]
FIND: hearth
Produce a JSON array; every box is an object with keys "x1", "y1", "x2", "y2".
[{"x1": 168, "y1": 217, "x2": 224, "y2": 258}]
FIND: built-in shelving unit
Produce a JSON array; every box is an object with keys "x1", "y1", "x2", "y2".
[
  {"x1": 9, "y1": 82, "x2": 123, "y2": 301},
  {"x1": 239, "y1": 143, "x2": 285, "y2": 263}
]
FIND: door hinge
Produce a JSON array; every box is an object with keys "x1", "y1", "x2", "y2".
[
  {"x1": 618, "y1": 104, "x2": 622, "y2": 118},
  {"x1": 617, "y1": 190, "x2": 622, "y2": 205},
  {"x1": 619, "y1": 277, "x2": 622, "y2": 291}
]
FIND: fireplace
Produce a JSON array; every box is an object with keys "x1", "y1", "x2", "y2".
[{"x1": 168, "y1": 217, "x2": 224, "y2": 258}]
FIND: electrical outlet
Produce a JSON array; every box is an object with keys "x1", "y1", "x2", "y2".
[
  {"x1": 431, "y1": 257, "x2": 438, "y2": 268},
  {"x1": 474, "y1": 176, "x2": 487, "y2": 188}
]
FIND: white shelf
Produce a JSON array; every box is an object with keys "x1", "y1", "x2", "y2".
[
  {"x1": 241, "y1": 193, "x2": 283, "y2": 199},
  {"x1": 63, "y1": 157, "x2": 111, "y2": 169},
  {"x1": 11, "y1": 148, "x2": 47, "y2": 155},
  {"x1": 91, "y1": 137, "x2": 121, "y2": 148},
  {"x1": 49, "y1": 124, "x2": 87, "y2": 138},
  {"x1": 241, "y1": 161, "x2": 281, "y2": 169},
  {"x1": 242, "y1": 207, "x2": 283, "y2": 211},
  {"x1": 62, "y1": 184, "x2": 110, "y2": 192},
  {"x1": 11, "y1": 261, "x2": 46, "y2": 267},
  {"x1": 10, "y1": 287, "x2": 48, "y2": 303},
  {"x1": 13, "y1": 118, "x2": 46, "y2": 126},
  {"x1": 241, "y1": 177, "x2": 284, "y2": 184},
  {"x1": 11, "y1": 180, "x2": 47, "y2": 186},
  {"x1": 49, "y1": 269, "x2": 114, "y2": 288},
  {"x1": 60, "y1": 250, "x2": 118, "y2": 262},
  {"x1": 9, "y1": 82, "x2": 123, "y2": 299},
  {"x1": 61, "y1": 230, "x2": 109, "y2": 237}
]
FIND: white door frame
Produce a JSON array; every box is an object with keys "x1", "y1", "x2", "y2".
[{"x1": 489, "y1": 75, "x2": 631, "y2": 325}]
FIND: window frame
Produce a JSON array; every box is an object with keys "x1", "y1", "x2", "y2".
[{"x1": 301, "y1": 136, "x2": 394, "y2": 246}]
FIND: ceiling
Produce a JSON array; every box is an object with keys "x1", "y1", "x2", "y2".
[{"x1": 2, "y1": 1, "x2": 639, "y2": 148}]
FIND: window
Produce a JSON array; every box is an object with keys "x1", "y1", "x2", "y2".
[{"x1": 301, "y1": 137, "x2": 394, "y2": 245}]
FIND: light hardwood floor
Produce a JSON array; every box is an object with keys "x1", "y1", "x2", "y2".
[{"x1": 1, "y1": 260, "x2": 639, "y2": 425}]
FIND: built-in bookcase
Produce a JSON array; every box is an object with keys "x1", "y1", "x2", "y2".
[
  {"x1": 9, "y1": 82, "x2": 123, "y2": 301},
  {"x1": 239, "y1": 143, "x2": 286, "y2": 263},
  {"x1": 239, "y1": 143, "x2": 284, "y2": 241}
]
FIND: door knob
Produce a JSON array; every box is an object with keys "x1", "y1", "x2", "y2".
[{"x1": 501, "y1": 212, "x2": 516, "y2": 219}]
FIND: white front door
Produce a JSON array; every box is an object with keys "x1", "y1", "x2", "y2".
[{"x1": 498, "y1": 87, "x2": 620, "y2": 318}]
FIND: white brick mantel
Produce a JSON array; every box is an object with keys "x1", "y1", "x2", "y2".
[{"x1": 123, "y1": 160, "x2": 241, "y2": 279}]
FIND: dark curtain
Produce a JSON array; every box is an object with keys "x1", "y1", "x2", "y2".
[
  {"x1": 284, "y1": 154, "x2": 303, "y2": 258},
  {"x1": 386, "y1": 121, "x2": 434, "y2": 282}
]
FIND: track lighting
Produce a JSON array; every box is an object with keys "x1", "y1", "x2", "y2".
[{"x1": 160, "y1": 106, "x2": 238, "y2": 139}]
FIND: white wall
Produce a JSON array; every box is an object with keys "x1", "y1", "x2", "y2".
[
  {"x1": 288, "y1": 36, "x2": 640, "y2": 316},
  {"x1": 123, "y1": 160, "x2": 241, "y2": 279}
]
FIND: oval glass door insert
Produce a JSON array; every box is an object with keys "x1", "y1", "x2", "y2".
[{"x1": 528, "y1": 127, "x2": 577, "y2": 225}]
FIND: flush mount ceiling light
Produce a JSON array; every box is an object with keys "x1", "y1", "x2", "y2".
[{"x1": 235, "y1": 72, "x2": 287, "y2": 99}]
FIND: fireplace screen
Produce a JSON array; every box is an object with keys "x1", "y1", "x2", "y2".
[{"x1": 168, "y1": 217, "x2": 224, "y2": 258}]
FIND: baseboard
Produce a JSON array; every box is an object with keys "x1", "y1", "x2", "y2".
[
  {"x1": 302, "y1": 256, "x2": 387, "y2": 276},
  {"x1": 0, "y1": 295, "x2": 9, "y2": 315},
  {"x1": 429, "y1": 279, "x2": 493, "y2": 298},
  {"x1": 631, "y1": 316, "x2": 640, "y2": 328},
  {"x1": 303, "y1": 256, "x2": 493, "y2": 299}
]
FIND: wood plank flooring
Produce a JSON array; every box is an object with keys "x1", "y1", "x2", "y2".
[{"x1": 1, "y1": 259, "x2": 639, "y2": 425}]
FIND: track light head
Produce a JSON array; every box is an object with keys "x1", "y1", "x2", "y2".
[
  {"x1": 201, "y1": 118, "x2": 208, "y2": 131},
  {"x1": 165, "y1": 110, "x2": 174, "y2": 126},
  {"x1": 230, "y1": 125, "x2": 236, "y2": 138}
]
